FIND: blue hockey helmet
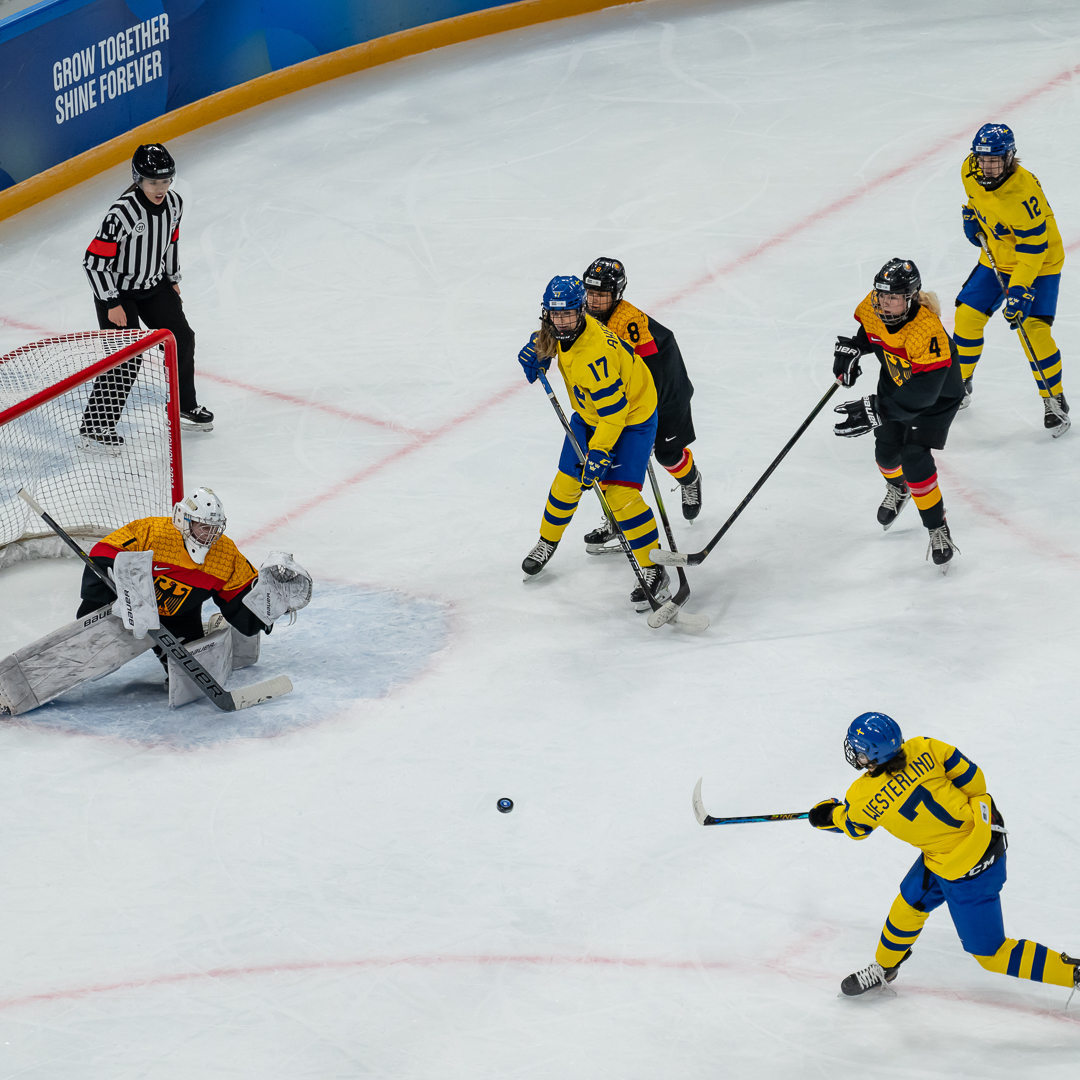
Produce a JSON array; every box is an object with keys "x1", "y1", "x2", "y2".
[
  {"x1": 542, "y1": 276, "x2": 586, "y2": 341},
  {"x1": 844, "y1": 712, "x2": 904, "y2": 770},
  {"x1": 969, "y1": 124, "x2": 1016, "y2": 190}
]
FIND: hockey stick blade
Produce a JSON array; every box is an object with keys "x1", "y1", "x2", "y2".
[
  {"x1": 230, "y1": 675, "x2": 293, "y2": 710},
  {"x1": 648, "y1": 600, "x2": 709, "y2": 631},
  {"x1": 692, "y1": 777, "x2": 809, "y2": 826},
  {"x1": 648, "y1": 549, "x2": 690, "y2": 567}
]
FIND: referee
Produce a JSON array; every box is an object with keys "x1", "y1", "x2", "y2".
[{"x1": 81, "y1": 143, "x2": 213, "y2": 443}]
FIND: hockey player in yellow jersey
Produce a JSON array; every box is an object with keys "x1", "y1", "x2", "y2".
[
  {"x1": 809, "y1": 712, "x2": 1079, "y2": 998},
  {"x1": 517, "y1": 276, "x2": 668, "y2": 609},
  {"x1": 832, "y1": 259, "x2": 965, "y2": 569},
  {"x1": 578, "y1": 259, "x2": 702, "y2": 553},
  {"x1": 955, "y1": 124, "x2": 1068, "y2": 431}
]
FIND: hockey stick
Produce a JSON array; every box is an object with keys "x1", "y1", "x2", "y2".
[
  {"x1": 534, "y1": 370, "x2": 708, "y2": 631},
  {"x1": 652, "y1": 379, "x2": 843, "y2": 567},
  {"x1": 976, "y1": 232, "x2": 1069, "y2": 436},
  {"x1": 693, "y1": 777, "x2": 809, "y2": 826},
  {"x1": 17, "y1": 489, "x2": 292, "y2": 712},
  {"x1": 644, "y1": 461, "x2": 694, "y2": 628}
]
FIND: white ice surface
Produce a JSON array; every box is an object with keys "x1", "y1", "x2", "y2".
[{"x1": 2, "y1": 0, "x2": 1080, "y2": 1075}]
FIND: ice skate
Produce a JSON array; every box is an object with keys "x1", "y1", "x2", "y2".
[
  {"x1": 681, "y1": 469, "x2": 703, "y2": 521},
  {"x1": 958, "y1": 377, "x2": 973, "y2": 410},
  {"x1": 78, "y1": 423, "x2": 124, "y2": 452},
  {"x1": 877, "y1": 481, "x2": 911, "y2": 531},
  {"x1": 630, "y1": 565, "x2": 671, "y2": 612},
  {"x1": 180, "y1": 406, "x2": 214, "y2": 432},
  {"x1": 1043, "y1": 392, "x2": 1070, "y2": 433},
  {"x1": 522, "y1": 538, "x2": 558, "y2": 577},
  {"x1": 840, "y1": 950, "x2": 909, "y2": 997},
  {"x1": 583, "y1": 518, "x2": 620, "y2": 555},
  {"x1": 926, "y1": 522, "x2": 959, "y2": 573}
]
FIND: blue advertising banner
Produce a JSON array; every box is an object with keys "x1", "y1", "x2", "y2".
[{"x1": 0, "y1": 0, "x2": 505, "y2": 191}]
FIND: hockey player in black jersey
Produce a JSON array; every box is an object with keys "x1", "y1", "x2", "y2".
[
  {"x1": 580, "y1": 258, "x2": 703, "y2": 552},
  {"x1": 82, "y1": 144, "x2": 213, "y2": 442}
]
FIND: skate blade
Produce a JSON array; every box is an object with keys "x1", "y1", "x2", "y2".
[
  {"x1": 585, "y1": 542, "x2": 623, "y2": 556},
  {"x1": 1052, "y1": 416, "x2": 1071, "y2": 438}
]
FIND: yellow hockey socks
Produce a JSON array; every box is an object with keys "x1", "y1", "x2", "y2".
[
  {"x1": 954, "y1": 303, "x2": 989, "y2": 382},
  {"x1": 538, "y1": 470, "x2": 584, "y2": 545},
  {"x1": 975, "y1": 938, "x2": 1077, "y2": 987},
  {"x1": 1024, "y1": 317, "x2": 1063, "y2": 398},
  {"x1": 874, "y1": 895, "x2": 929, "y2": 968},
  {"x1": 604, "y1": 484, "x2": 659, "y2": 567}
]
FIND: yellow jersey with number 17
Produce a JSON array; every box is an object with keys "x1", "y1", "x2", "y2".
[{"x1": 555, "y1": 312, "x2": 657, "y2": 452}]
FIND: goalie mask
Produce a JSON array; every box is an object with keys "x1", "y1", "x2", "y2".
[
  {"x1": 172, "y1": 487, "x2": 225, "y2": 564},
  {"x1": 871, "y1": 258, "x2": 921, "y2": 328}
]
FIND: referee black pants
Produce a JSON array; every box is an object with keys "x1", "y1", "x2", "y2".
[{"x1": 84, "y1": 281, "x2": 198, "y2": 429}]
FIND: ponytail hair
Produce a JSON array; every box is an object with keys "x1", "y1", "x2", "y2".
[{"x1": 918, "y1": 290, "x2": 941, "y2": 317}]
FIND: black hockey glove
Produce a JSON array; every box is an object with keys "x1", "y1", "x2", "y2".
[
  {"x1": 808, "y1": 798, "x2": 841, "y2": 830},
  {"x1": 833, "y1": 336, "x2": 863, "y2": 387},
  {"x1": 833, "y1": 395, "x2": 880, "y2": 438}
]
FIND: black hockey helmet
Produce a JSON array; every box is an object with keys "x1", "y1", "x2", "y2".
[
  {"x1": 871, "y1": 258, "x2": 921, "y2": 327},
  {"x1": 132, "y1": 143, "x2": 175, "y2": 185},
  {"x1": 582, "y1": 257, "x2": 627, "y2": 319}
]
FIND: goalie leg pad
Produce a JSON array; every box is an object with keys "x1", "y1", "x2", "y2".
[
  {"x1": 203, "y1": 613, "x2": 260, "y2": 670},
  {"x1": 0, "y1": 605, "x2": 153, "y2": 716},
  {"x1": 168, "y1": 625, "x2": 233, "y2": 709}
]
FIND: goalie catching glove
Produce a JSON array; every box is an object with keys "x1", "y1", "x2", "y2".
[
  {"x1": 833, "y1": 395, "x2": 881, "y2": 438},
  {"x1": 242, "y1": 552, "x2": 313, "y2": 625}
]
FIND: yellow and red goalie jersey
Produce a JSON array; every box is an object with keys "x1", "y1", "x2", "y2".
[
  {"x1": 91, "y1": 517, "x2": 258, "y2": 618},
  {"x1": 605, "y1": 300, "x2": 658, "y2": 360},
  {"x1": 821, "y1": 737, "x2": 994, "y2": 881},
  {"x1": 556, "y1": 312, "x2": 657, "y2": 452},
  {"x1": 854, "y1": 293, "x2": 952, "y2": 389},
  {"x1": 963, "y1": 160, "x2": 1065, "y2": 290}
]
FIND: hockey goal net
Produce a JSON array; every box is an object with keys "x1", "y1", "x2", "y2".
[{"x1": 0, "y1": 329, "x2": 183, "y2": 566}]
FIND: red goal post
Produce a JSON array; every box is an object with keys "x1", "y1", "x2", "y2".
[{"x1": 0, "y1": 329, "x2": 184, "y2": 567}]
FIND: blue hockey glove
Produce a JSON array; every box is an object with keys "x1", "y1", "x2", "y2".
[
  {"x1": 517, "y1": 333, "x2": 550, "y2": 384},
  {"x1": 833, "y1": 336, "x2": 863, "y2": 387},
  {"x1": 833, "y1": 395, "x2": 880, "y2": 438},
  {"x1": 808, "y1": 798, "x2": 841, "y2": 830},
  {"x1": 580, "y1": 445, "x2": 612, "y2": 488},
  {"x1": 1003, "y1": 284, "x2": 1035, "y2": 328},
  {"x1": 961, "y1": 206, "x2": 982, "y2": 247}
]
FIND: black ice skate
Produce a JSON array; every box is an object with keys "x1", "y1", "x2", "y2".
[
  {"x1": 958, "y1": 377, "x2": 973, "y2": 411},
  {"x1": 840, "y1": 950, "x2": 910, "y2": 997},
  {"x1": 522, "y1": 538, "x2": 558, "y2": 577},
  {"x1": 681, "y1": 469, "x2": 703, "y2": 521},
  {"x1": 78, "y1": 423, "x2": 124, "y2": 451},
  {"x1": 630, "y1": 565, "x2": 671, "y2": 612},
  {"x1": 583, "y1": 518, "x2": 620, "y2": 555},
  {"x1": 926, "y1": 522, "x2": 959, "y2": 572},
  {"x1": 877, "y1": 481, "x2": 911, "y2": 531},
  {"x1": 1043, "y1": 392, "x2": 1070, "y2": 434},
  {"x1": 180, "y1": 406, "x2": 215, "y2": 432}
]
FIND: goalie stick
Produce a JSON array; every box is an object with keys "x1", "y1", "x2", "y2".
[
  {"x1": 535, "y1": 369, "x2": 708, "y2": 631},
  {"x1": 651, "y1": 379, "x2": 842, "y2": 567},
  {"x1": 692, "y1": 777, "x2": 809, "y2": 826},
  {"x1": 977, "y1": 232, "x2": 1070, "y2": 436},
  {"x1": 17, "y1": 489, "x2": 292, "y2": 712}
]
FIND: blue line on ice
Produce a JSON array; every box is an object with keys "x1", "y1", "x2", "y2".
[{"x1": 11, "y1": 583, "x2": 449, "y2": 750}]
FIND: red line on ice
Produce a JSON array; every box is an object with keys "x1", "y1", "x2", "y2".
[{"x1": 198, "y1": 371, "x2": 423, "y2": 436}]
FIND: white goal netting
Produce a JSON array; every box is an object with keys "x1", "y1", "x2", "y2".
[{"x1": 0, "y1": 330, "x2": 183, "y2": 566}]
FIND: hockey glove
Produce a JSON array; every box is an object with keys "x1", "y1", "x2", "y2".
[
  {"x1": 518, "y1": 333, "x2": 551, "y2": 384},
  {"x1": 242, "y1": 552, "x2": 313, "y2": 626},
  {"x1": 580, "y1": 446, "x2": 612, "y2": 488},
  {"x1": 833, "y1": 395, "x2": 880, "y2": 438},
  {"x1": 1003, "y1": 284, "x2": 1035, "y2": 328},
  {"x1": 808, "y1": 798, "x2": 842, "y2": 830},
  {"x1": 961, "y1": 206, "x2": 982, "y2": 247},
  {"x1": 833, "y1": 336, "x2": 863, "y2": 387}
]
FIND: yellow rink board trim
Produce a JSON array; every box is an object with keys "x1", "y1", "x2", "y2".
[{"x1": 0, "y1": 0, "x2": 631, "y2": 224}]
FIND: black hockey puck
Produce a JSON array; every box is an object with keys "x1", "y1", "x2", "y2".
[{"x1": 497, "y1": 798, "x2": 514, "y2": 814}]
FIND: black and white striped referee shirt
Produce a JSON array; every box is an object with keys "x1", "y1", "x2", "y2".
[{"x1": 83, "y1": 186, "x2": 183, "y2": 303}]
